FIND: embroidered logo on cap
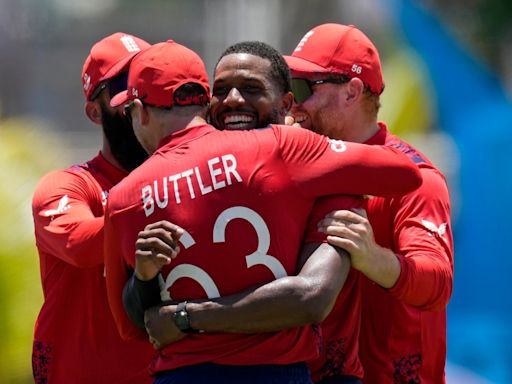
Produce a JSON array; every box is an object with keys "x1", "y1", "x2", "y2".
[
  {"x1": 83, "y1": 73, "x2": 91, "y2": 91},
  {"x1": 294, "y1": 30, "x2": 314, "y2": 52},
  {"x1": 120, "y1": 35, "x2": 141, "y2": 52}
]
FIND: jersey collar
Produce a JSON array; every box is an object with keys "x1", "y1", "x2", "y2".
[
  {"x1": 157, "y1": 124, "x2": 216, "y2": 151},
  {"x1": 364, "y1": 122, "x2": 389, "y2": 145}
]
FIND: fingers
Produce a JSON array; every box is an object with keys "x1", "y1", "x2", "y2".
[
  {"x1": 136, "y1": 236, "x2": 180, "y2": 259},
  {"x1": 319, "y1": 208, "x2": 368, "y2": 227},
  {"x1": 144, "y1": 220, "x2": 185, "y2": 238}
]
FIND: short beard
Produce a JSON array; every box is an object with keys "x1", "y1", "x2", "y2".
[
  {"x1": 100, "y1": 101, "x2": 148, "y2": 172},
  {"x1": 259, "y1": 108, "x2": 281, "y2": 128}
]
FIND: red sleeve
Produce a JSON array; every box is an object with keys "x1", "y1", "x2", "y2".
[
  {"x1": 273, "y1": 125, "x2": 422, "y2": 198},
  {"x1": 32, "y1": 170, "x2": 105, "y2": 268},
  {"x1": 387, "y1": 168, "x2": 454, "y2": 310},
  {"x1": 104, "y1": 202, "x2": 148, "y2": 341},
  {"x1": 304, "y1": 195, "x2": 367, "y2": 244}
]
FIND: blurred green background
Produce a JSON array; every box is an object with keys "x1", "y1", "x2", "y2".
[{"x1": 1, "y1": 0, "x2": 510, "y2": 382}]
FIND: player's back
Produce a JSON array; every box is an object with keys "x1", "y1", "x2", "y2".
[
  {"x1": 108, "y1": 123, "x2": 323, "y2": 371},
  {"x1": 106, "y1": 122, "x2": 423, "y2": 373}
]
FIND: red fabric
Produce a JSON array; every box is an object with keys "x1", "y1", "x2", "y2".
[
  {"x1": 81, "y1": 33, "x2": 150, "y2": 100},
  {"x1": 358, "y1": 123, "x2": 454, "y2": 384},
  {"x1": 304, "y1": 195, "x2": 366, "y2": 381},
  {"x1": 110, "y1": 40, "x2": 210, "y2": 108},
  {"x1": 285, "y1": 23, "x2": 384, "y2": 95},
  {"x1": 32, "y1": 153, "x2": 153, "y2": 384},
  {"x1": 104, "y1": 124, "x2": 421, "y2": 374}
]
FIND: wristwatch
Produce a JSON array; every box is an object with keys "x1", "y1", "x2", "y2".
[{"x1": 173, "y1": 301, "x2": 199, "y2": 333}]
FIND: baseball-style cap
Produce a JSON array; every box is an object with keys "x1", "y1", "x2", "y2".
[
  {"x1": 110, "y1": 40, "x2": 211, "y2": 108},
  {"x1": 81, "y1": 32, "x2": 151, "y2": 100},
  {"x1": 285, "y1": 23, "x2": 384, "y2": 95}
]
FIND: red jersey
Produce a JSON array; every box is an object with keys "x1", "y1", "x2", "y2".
[
  {"x1": 104, "y1": 124, "x2": 421, "y2": 375},
  {"x1": 303, "y1": 196, "x2": 366, "y2": 381},
  {"x1": 32, "y1": 153, "x2": 153, "y2": 384},
  {"x1": 359, "y1": 124, "x2": 454, "y2": 384}
]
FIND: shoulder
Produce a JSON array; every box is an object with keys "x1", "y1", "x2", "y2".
[{"x1": 32, "y1": 165, "x2": 99, "y2": 206}]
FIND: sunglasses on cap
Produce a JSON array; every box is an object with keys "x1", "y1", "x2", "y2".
[
  {"x1": 90, "y1": 72, "x2": 129, "y2": 101},
  {"x1": 291, "y1": 76, "x2": 351, "y2": 104}
]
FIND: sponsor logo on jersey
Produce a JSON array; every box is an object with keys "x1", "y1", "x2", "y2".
[
  {"x1": 42, "y1": 195, "x2": 71, "y2": 219},
  {"x1": 421, "y1": 219, "x2": 447, "y2": 237}
]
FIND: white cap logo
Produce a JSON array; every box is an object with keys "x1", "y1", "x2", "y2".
[
  {"x1": 83, "y1": 73, "x2": 91, "y2": 91},
  {"x1": 120, "y1": 35, "x2": 141, "y2": 52},
  {"x1": 131, "y1": 88, "x2": 138, "y2": 97},
  {"x1": 294, "y1": 30, "x2": 314, "y2": 52}
]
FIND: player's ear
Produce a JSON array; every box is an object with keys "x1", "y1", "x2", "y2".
[
  {"x1": 345, "y1": 78, "x2": 364, "y2": 105},
  {"x1": 85, "y1": 101, "x2": 102, "y2": 125},
  {"x1": 279, "y1": 91, "x2": 294, "y2": 120}
]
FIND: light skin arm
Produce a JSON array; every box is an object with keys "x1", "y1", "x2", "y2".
[{"x1": 318, "y1": 208, "x2": 401, "y2": 288}]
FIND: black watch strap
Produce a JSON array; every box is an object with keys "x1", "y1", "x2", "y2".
[{"x1": 173, "y1": 301, "x2": 199, "y2": 333}]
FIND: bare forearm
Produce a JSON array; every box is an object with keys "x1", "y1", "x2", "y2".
[
  {"x1": 356, "y1": 245, "x2": 401, "y2": 288},
  {"x1": 187, "y1": 245, "x2": 350, "y2": 333}
]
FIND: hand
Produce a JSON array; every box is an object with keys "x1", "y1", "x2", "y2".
[
  {"x1": 318, "y1": 208, "x2": 377, "y2": 273},
  {"x1": 285, "y1": 115, "x2": 302, "y2": 128},
  {"x1": 135, "y1": 221, "x2": 185, "y2": 281},
  {"x1": 144, "y1": 304, "x2": 186, "y2": 350}
]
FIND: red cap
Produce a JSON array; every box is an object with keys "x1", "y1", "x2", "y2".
[
  {"x1": 110, "y1": 40, "x2": 210, "y2": 108},
  {"x1": 285, "y1": 24, "x2": 384, "y2": 95},
  {"x1": 81, "y1": 32, "x2": 151, "y2": 100}
]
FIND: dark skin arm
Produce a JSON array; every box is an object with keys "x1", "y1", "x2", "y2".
[{"x1": 139, "y1": 221, "x2": 350, "y2": 349}]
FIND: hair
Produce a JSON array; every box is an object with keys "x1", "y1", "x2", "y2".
[
  {"x1": 324, "y1": 73, "x2": 381, "y2": 119},
  {"x1": 216, "y1": 41, "x2": 291, "y2": 94}
]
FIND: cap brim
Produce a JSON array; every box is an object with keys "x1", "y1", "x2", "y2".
[
  {"x1": 110, "y1": 90, "x2": 129, "y2": 107},
  {"x1": 284, "y1": 55, "x2": 328, "y2": 74}
]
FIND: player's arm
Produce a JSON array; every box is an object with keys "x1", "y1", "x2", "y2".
[
  {"x1": 32, "y1": 170, "x2": 105, "y2": 268},
  {"x1": 322, "y1": 170, "x2": 453, "y2": 310},
  {"x1": 274, "y1": 125, "x2": 423, "y2": 198},
  {"x1": 104, "y1": 208, "x2": 149, "y2": 341},
  {"x1": 123, "y1": 222, "x2": 184, "y2": 330},
  {"x1": 143, "y1": 196, "x2": 360, "y2": 349}
]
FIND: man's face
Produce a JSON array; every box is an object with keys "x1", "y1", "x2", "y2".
[
  {"x1": 289, "y1": 73, "x2": 349, "y2": 141},
  {"x1": 209, "y1": 53, "x2": 287, "y2": 130},
  {"x1": 98, "y1": 90, "x2": 148, "y2": 171}
]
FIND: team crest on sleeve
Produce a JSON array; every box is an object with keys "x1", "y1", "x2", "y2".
[
  {"x1": 421, "y1": 219, "x2": 447, "y2": 237},
  {"x1": 42, "y1": 195, "x2": 71, "y2": 219}
]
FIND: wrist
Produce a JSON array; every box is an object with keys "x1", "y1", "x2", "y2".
[{"x1": 172, "y1": 301, "x2": 203, "y2": 333}]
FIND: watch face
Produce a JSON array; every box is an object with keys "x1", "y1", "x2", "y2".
[{"x1": 173, "y1": 309, "x2": 190, "y2": 331}]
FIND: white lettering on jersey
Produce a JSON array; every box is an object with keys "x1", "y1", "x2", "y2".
[
  {"x1": 294, "y1": 30, "x2": 314, "y2": 52},
  {"x1": 159, "y1": 206, "x2": 287, "y2": 300},
  {"x1": 120, "y1": 35, "x2": 141, "y2": 52},
  {"x1": 141, "y1": 154, "x2": 243, "y2": 217},
  {"x1": 42, "y1": 195, "x2": 71, "y2": 218},
  {"x1": 421, "y1": 219, "x2": 447, "y2": 237},
  {"x1": 327, "y1": 138, "x2": 347, "y2": 153}
]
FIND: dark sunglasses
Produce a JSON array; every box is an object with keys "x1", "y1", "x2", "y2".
[
  {"x1": 90, "y1": 71, "x2": 129, "y2": 101},
  {"x1": 291, "y1": 76, "x2": 351, "y2": 104}
]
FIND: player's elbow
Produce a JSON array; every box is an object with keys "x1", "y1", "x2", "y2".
[{"x1": 300, "y1": 281, "x2": 338, "y2": 323}]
